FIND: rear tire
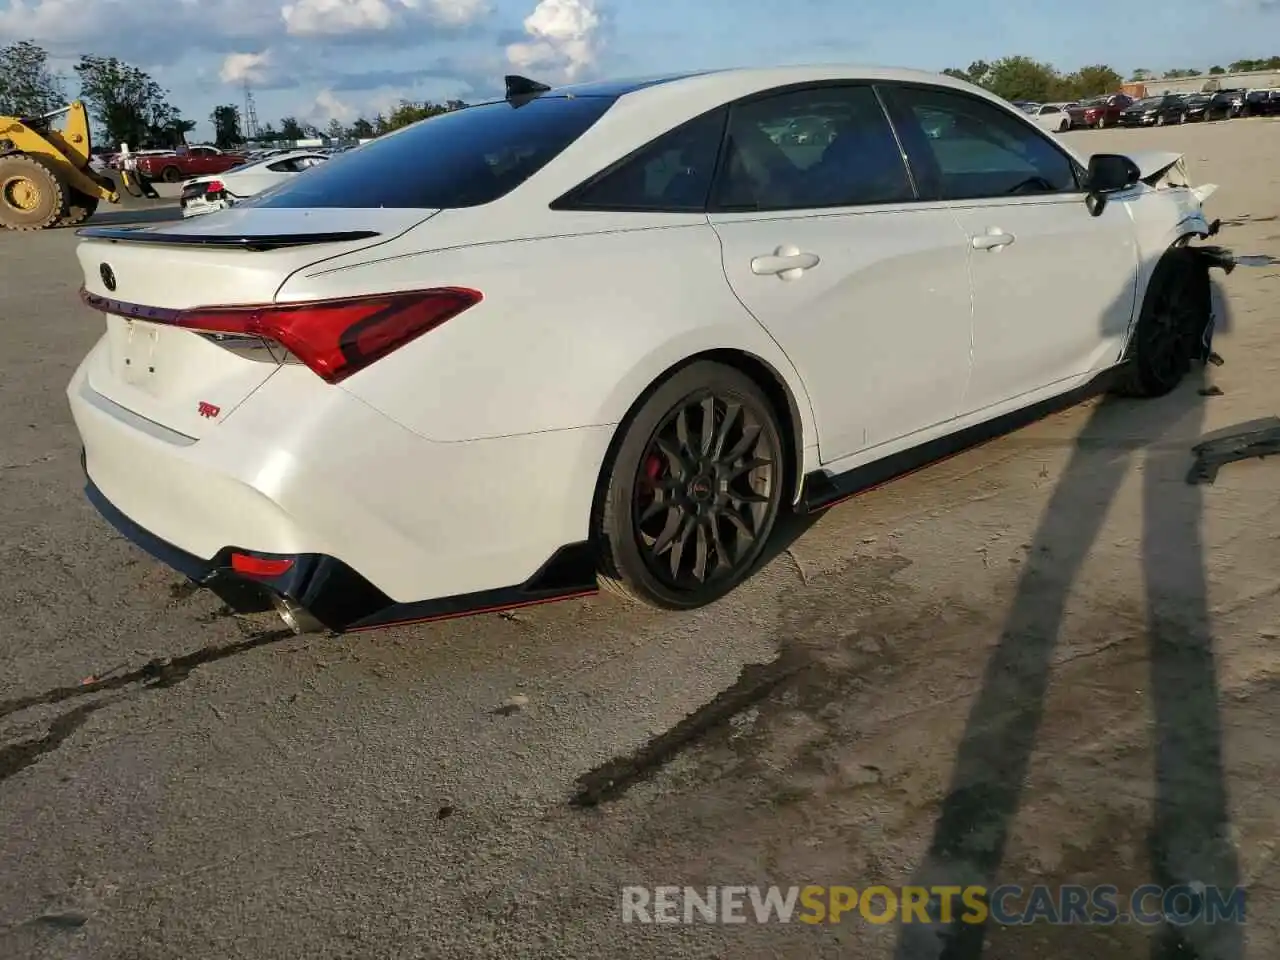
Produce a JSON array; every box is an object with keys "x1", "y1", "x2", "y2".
[
  {"x1": 161, "y1": 165, "x2": 182, "y2": 183},
  {"x1": 1111, "y1": 249, "x2": 1210, "y2": 399},
  {"x1": 0, "y1": 154, "x2": 68, "y2": 231},
  {"x1": 595, "y1": 361, "x2": 786, "y2": 609}
]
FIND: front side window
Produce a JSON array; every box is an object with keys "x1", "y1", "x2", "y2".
[
  {"x1": 556, "y1": 107, "x2": 727, "y2": 211},
  {"x1": 249, "y1": 95, "x2": 615, "y2": 209},
  {"x1": 710, "y1": 84, "x2": 914, "y2": 211},
  {"x1": 883, "y1": 85, "x2": 1079, "y2": 201}
]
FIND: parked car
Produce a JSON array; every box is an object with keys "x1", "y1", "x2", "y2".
[
  {"x1": 1216, "y1": 89, "x2": 1246, "y2": 117},
  {"x1": 1181, "y1": 92, "x2": 1233, "y2": 122},
  {"x1": 1022, "y1": 102, "x2": 1072, "y2": 132},
  {"x1": 180, "y1": 151, "x2": 329, "y2": 218},
  {"x1": 1067, "y1": 93, "x2": 1134, "y2": 128},
  {"x1": 1119, "y1": 95, "x2": 1189, "y2": 126},
  {"x1": 70, "y1": 65, "x2": 1226, "y2": 635},
  {"x1": 1244, "y1": 89, "x2": 1280, "y2": 116},
  {"x1": 135, "y1": 145, "x2": 248, "y2": 184}
]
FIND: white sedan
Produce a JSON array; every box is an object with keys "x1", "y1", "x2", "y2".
[
  {"x1": 1021, "y1": 101, "x2": 1074, "y2": 132},
  {"x1": 179, "y1": 151, "x2": 328, "y2": 218},
  {"x1": 69, "y1": 65, "x2": 1230, "y2": 634}
]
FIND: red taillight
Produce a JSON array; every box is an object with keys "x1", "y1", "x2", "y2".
[
  {"x1": 85, "y1": 288, "x2": 481, "y2": 384},
  {"x1": 230, "y1": 553, "x2": 294, "y2": 577},
  {"x1": 204, "y1": 180, "x2": 225, "y2": 193}
]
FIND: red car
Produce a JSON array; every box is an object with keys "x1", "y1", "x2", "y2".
[
  {"x1": 1066, "y1": 94, "x2": 1134, "y2": 129},
  {"x1": 134, "y1": 146, "x2": 247, "y2": 184}
]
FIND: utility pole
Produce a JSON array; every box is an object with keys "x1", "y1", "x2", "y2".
[{"x1": 243, "y1": 81, "x2": 260, "y2": 142}]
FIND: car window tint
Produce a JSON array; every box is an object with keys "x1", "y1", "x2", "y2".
[
  {"x1": 1042, "y1": 105, "x2": 1060, "y2": 114},
  {"x1": 886, "y1": 85, "x2": 1078, "y2": 201},
  {"x1": 562, "y1": 107, "x2": 727, "y2": 211},
  {"x1": 266, "y1": 159, "x2": 296, "y2": 172},
  {"x1": 251, "y1": 95, "x2": 615, "y2": 209},
  {"x1": 711, "y1": 85, "x2": 913, "y2": 211}
]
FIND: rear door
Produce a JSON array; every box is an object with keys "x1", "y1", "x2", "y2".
[
  {"x1": 881, "y1": 82, "x2": 1138, "y2": 415},
  {"x1": 706, "y1": 83, "x2": 974, "y2": 464}
]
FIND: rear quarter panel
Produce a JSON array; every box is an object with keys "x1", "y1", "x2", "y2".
[{"x1": 276, "y1": 217, "x2": 819, "y2": 449}]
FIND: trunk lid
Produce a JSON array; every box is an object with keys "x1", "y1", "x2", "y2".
[{"x1": 77, "y1": 208, "x2": 437, "y2": 439}]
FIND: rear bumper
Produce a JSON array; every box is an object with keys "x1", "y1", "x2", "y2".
[
  {"x1": 82, "y1": 459, "x2": 596, "y2": 632},
  {"x1": 68, "y1": 340, "x2": 610, "y2": 631}
]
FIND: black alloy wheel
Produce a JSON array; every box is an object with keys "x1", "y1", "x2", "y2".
[
  {"x1": 596, "y1": 362, "x2": 785, "y2": 609},
  {"x1": 1112, "y1": 250, "x2": 1209, "y2": 398}
]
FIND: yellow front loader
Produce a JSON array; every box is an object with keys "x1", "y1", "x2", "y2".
[{"x1": 0, "y1": 100, "x2": 120, "y2": 231}]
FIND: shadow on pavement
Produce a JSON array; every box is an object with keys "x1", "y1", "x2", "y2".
[{"x1": 894, "y1": 270, "x2": 1244, "y2": 960}]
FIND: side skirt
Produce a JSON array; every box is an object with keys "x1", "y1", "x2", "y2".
[{"x1": 800, "y1": 368, "x2": 1122, "y2": 513}]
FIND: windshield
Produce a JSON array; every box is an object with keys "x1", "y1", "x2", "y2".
[
  {"x1": 1134, "y1": 98, "x2": 1165, "y2": 108},
  {"x1": 248, "y1": 95, "x2": 616, "y2": 210}
]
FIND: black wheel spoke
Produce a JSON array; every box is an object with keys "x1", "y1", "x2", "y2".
[
  {"x1": 668, "y1": 514, "x2": 696, "y2": 578},
  {"x1": 653, "y1": 438, "x2": 686, "y2": 476},
  {"x1": 723, "y1": 508, "x2": 757, "y2": 545},
  {"x1": 640, "y1": 495, "x2": 672, "y2": 524},
  {"x1": 709, "y1": 518, "x2": 734, "y2": 573},
  {"x1": 725, "y1": 423, "x2": 762, "y2": 463},
  {"x1": 725, "y1": 456, "x2": 772, "y2": 481},
  {"x1": 675, "y1": 408, "x2": 694, "y2": 459},
  {"x1": 699, "y1": 396, "x2": 716, "y2": 456},
  {"x1": 693, "y1": 522, "x2": 710, "y2": 582},
  {"x1": 712, "y1": 401, "x2": 741, "y2": 459},
  {"x1": 651, "y1": 507, "x2": 684, "y2": 556}
]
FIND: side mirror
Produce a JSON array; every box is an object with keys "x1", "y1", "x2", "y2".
[{"x1": 1083, "y1": 153, "x2": 1141, "y2": 217}]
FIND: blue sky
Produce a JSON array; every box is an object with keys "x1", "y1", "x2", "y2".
[{"x1": 1, "y1": 0, "x2": 1277, "y2": 140}]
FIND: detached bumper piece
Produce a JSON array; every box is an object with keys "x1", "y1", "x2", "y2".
[
  {"x1": 84, "y1": 471, "x2": 598, "y2": 633},
  {"x1": 1187, "y1": 417, "x2": 1280, "y2": 486}
]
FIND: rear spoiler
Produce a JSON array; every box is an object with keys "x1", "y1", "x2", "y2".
[{"x1": 76, "y1": 225, "x2": 380, "y2": 252}]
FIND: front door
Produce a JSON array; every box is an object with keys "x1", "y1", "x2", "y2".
[
  {"x1": 882, "y1": 82, "x2": 1139, "y2": 415},
  {"x1": 707, "y1": 83, "x2": 975, "y2": 464}
]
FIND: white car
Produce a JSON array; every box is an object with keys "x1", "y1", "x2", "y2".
[
  {"x1": 1022, "y1": 101, "x2": 1074, "y2": 132},
  {"x1": 179, "y1": 152, "x2": 329, "y2": 218},
  {"x1": 68, "y1": 65, "x2": 1230, "y2": 635}
]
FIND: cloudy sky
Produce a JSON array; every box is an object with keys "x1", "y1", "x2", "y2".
[{"x1": 1, "y1": 0, "x2": 1278, "y2": 140}]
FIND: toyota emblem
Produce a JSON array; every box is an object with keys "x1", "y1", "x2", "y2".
[{"x1": 99, "y1": 263, "x2": 116, "y2": 291}]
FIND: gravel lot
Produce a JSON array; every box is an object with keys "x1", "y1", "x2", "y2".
[{"x1": 2, "y1": 120, "x2": 1279, "y2": 960}]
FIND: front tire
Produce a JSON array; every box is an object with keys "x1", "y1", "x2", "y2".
[
  {"x1": 1112, "y1": 249, "x2": 1210, "y2": 399},
  {"x1": 0, "y1": 154, "x2": 68, "y2": 230},
  {"x1": 595, "y1": 361, "x2": 786, "y2": 609}
]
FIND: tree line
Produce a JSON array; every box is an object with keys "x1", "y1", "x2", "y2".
[
  {"x1": 1, "y1": 40, "x2": 469, "y2": 150},
  {"x1": 6, "y1": 38, "x2": 1280, "y2": 151},
  {"x1": 207, "y1": 98, "x2": 468, "y2": 149},
  {"x1": 943, "y1": 55, "x2": 1280, "y2": 104}
]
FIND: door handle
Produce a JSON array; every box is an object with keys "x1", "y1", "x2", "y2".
[
  {"x1": 751, "y1": 245, "x2": 820, "y2": 280},
  {"x1": 972, "y1": 230, "x2": 1015, "y2": 251}
]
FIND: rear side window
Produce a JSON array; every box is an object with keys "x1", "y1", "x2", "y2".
[
  {"x1": 710, "y1": 85, "x2": 914, "y2": 211},
  {"x1": 554, "y1": 108, "x2": 728, "y2": 212},
  {"x1": 249, "y1": 96, "x2": 615, "y2": 209}
]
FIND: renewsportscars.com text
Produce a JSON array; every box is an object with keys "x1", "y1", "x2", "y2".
[{"x1": 621, "y1": 884, "x2": 1246, "y2": 926}]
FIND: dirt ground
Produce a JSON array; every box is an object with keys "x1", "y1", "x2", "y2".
[{"x1": 1, "y1": 119, "x2": 1279, "y2": 960}]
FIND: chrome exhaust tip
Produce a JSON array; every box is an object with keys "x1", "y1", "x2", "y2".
[{"x1": 271, "y1": 595, "x2": 325, "y2": 635}]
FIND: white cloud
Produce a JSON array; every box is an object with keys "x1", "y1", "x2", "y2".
[
  {"x1": 280, "y1": 0, "x2": 488, "y2": 37},
  {"x1": 505, "y1": 0, "x2": 601, "y2": 81},
  {"x1": 307, "y1": 88, "x2": 357, "y2": 125},
  {"x1": 220, "y1": 51, "x2": 272, "y2": 84}
]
